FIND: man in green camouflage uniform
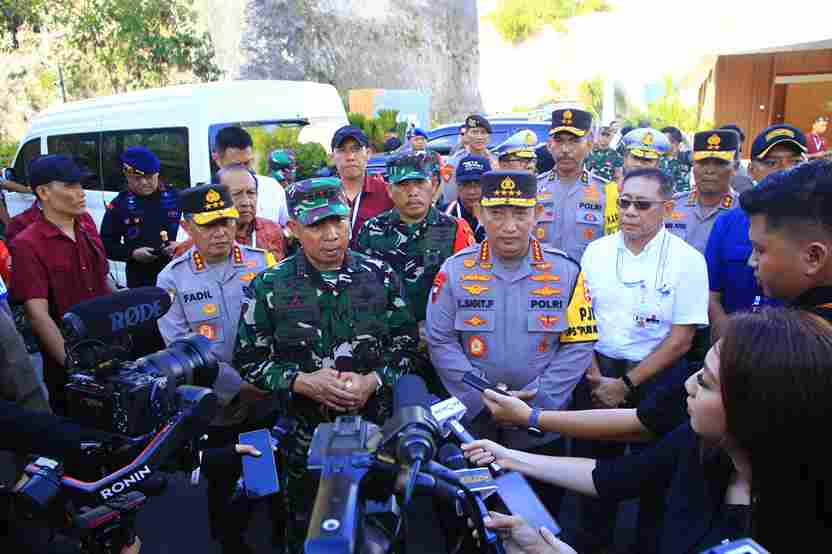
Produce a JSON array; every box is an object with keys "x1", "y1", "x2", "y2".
[
  {"x1": 234, "y1": 177, "x2": 418, "y2": 553},
  {"x1": 355, "y1": 152, "x2": 474, "y2": 395},
  {"x1": 660, "y1": 126, "x2": 692, "y2": 193},
  {"x1": 584, "y1": 125, "x2": 623, "y2": 181}
]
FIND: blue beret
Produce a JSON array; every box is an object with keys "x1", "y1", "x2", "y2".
[
  {"x1": 412, "y1": 128, "x2": 428, "y2": 139},
  {"x1": 120, "y1": 147, "x2": 160, "y2": 175}
]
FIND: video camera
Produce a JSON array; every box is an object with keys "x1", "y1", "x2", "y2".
[
  {"x1": 304, "y1": 375, "x2": 506, "y2": 554},
  {"x1": 9, "y1": 384, "x2": 218, "y2": 554},
  {"x1": 60, "y1": 287, "x2": 220, "y2": 437}
]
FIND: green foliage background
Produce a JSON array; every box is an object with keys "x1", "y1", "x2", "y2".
[
  {"x1": 488, "y1": 0, "x2": 611, "y2": 44},
  {"x1": 249, "y1": 127, "x2": 329, "y2": 180},
  {"x1": 348, "y1": 110, "x2": 407, "y2": 151}
]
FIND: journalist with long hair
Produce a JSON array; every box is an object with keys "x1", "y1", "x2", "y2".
[{"x1": 463, "y1": 308, "x2": 832, "y2": 553}]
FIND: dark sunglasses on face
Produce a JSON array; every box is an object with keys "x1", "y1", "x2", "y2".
[{"x1": 617, "y1": 197, "x2": 664, "y2": 211}]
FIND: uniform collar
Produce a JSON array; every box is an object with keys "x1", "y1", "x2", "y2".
[
  {"x1": 190, "y1": 243, "x2": 245, "y2": 273},
  {"x1": 687, "y1": 189, "x2": 737, "y2": 209},
  {"x1": 618, "y1": 227, "x2": 667, "y2": 257},
  {"x1": 477, "y1": 238, "x2": 547, "y2": 277},
  {"x1": 792, "y1": 286, "x2": 832, "y2": 312},
  {"x1": 295, "y1": 247, "x2": 357, "y2": 280},
  {"x1": 389, "y1": 206, "x2": 438, "y2": 227}
]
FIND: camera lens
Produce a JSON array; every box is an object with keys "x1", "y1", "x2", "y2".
[{"x1": 137, "y1": 335, "x2": 219, "y2": 390}]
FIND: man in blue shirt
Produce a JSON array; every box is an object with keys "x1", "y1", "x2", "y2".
[{"x1": 706, "y1": 124, "x2": 806, "y2": 340}]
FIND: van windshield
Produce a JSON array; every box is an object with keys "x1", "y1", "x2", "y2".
[{"x1": 208, "y1": 120, "x2": 308, "y2": 177}]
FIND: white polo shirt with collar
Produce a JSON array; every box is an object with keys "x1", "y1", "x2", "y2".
[{"x1": 580, "y1": 228, "x2": 709, "y2": 362}]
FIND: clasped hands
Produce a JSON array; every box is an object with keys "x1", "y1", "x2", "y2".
[{"x1": 295, "y1": 368, "x2": 378, "y2": 411}]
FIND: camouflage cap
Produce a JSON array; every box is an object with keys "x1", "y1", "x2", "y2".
[
  {"x1": 386, "y1": 151, "x2": 438, "y2": 185},
  {"x1": 621, "y1": 128, "x2": 671, "y2": 160},
  {"x1": 286, "y1": 178, "x2": 350, "y2": 226},
  {"x1": 269, "y1": 148, "x2": 297, "y2": 183}
]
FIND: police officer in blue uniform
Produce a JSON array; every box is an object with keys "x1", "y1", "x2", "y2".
[{"x1": 100, "y1": 147, "x2": 181, "y2": 288}]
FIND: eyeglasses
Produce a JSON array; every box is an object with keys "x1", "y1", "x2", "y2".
[{"x1": 617, "y1": 198, "x2": 665, "y2": 211}]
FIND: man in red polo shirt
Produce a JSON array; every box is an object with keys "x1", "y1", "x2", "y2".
[
  {"x1": 330, "y1": 125, "x2": 393, "y2": 247},
  {"x1": 807, "y1": 116, "x2": 830, "y2": 159},
  {"x1": 10, "y1": 155, "x2": 111, "y2": 415}
]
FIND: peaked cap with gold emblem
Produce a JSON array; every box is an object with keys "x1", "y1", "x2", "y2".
[
  {"x1": 693, "y1": 130, "x2": 739, "y2": 162},
  {"x1": 180, "y1": 183, "x2": 239, "y2": 225},
  {"x1": 480, "y1": 170, "x2": 537, "y2": 208},
  {"x1": 550, "y1": 108, "x2": 592, "y2": 137}
]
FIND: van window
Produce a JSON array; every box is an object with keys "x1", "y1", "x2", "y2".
[
  {"x1": 208, "y1": 120, "x2": 307, "y2": 176},
  {"x1": 12, "y1": 138, "x2": 42, "y2": 185},
  {"x1": 47, "y1": 133, "x2": 100, "y2": 186},
  {"x1": 102, "y1": 128, "x2": 190, "y2": 192}
]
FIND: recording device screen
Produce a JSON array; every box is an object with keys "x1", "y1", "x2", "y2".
[
  {"x1": 239, "y1": 429, "x2": 280, "y2": 498},
  {"x1": 495, "y1": 471, "x2": 561, "y2": 536}
]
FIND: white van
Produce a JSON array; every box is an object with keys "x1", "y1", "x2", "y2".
[{"x1": 4, "y1": 80, "x2": 348, "y2": 284}]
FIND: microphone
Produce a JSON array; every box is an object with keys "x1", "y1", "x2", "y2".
[
  {"x1": 61, "y1": 287, "x2": 172, "y2": 343},
  {"x1": 438, "y1": 444, "x2": 497, "y2": 501},
  {"x1": 380, "y1": 375, "x2": 441, "y2": 466},
  {"x1": 431, "y1": 396, "x2": 504, "y2": 475},
  {"x1": 438, "y1": 442, "x2": 466, "y2": 470}
]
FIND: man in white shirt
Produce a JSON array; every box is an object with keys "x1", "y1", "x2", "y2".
[{"x1": 572, "y1": 167, "x2": 709, "y2": 554}]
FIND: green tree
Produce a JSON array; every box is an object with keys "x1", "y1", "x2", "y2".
[
  {"x1": 578, "y1": 76, "x2": 603, "y2": 120},
  {"x1": 50, "y1": 0, "x2": 222, "y2": 95},
  {"x1": 488, "y1": 0, "x2": 612, "y2": 45},
  {"x1": 1, "y1": 0, "x2": 46, "y2": 49},
  {"x1": 618, "y1": 76, "x2": 710, "y2": 134}
]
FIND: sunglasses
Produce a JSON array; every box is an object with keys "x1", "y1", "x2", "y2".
[{"x1": 617, "y1": 198, "x2": 665, "y2": 211}]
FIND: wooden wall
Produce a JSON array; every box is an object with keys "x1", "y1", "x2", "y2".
[{"x1": 714, "y1": 49, "x2": 832, "y2": 157}]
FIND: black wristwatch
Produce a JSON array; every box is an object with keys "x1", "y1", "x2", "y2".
[{"x1": 621, "y1": 374, "x2": 637, "y2": 395}]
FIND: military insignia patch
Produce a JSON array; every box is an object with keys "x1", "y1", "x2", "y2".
[
  {"x1": 203, "y1": 303, "x2": 217, "y2": 316},
  {"x1": 533, "y1": 262, "x2": 552, "y2": 271},
  {"x1": 539, "y1": 314, "x2": 560, "y2": 328},
  {"x1": 432, "y1": 271, "x2": 447, "y2": 303},
  {"x1": 240, "y1": 272, "x2": 257, "y2": 282},
  {"x1": 583, "y1": 228, "x2": 595, "y2": 240},
  {"x1": 721, "y1": 195, "x2": 734, "y2": 209},
  {"x1": 462, "y1": 274, "x2": 492, "y2": 282},
  {"x1": 707, "y1": 134, "x2": 721, "y2": 149},
  {"x1": 197, "y1": 323, "x2": 217, "y2": 340},
  {"x1": 464, "y1": 315, "x2": 488, "y2": 327},
  {"x1": 535, "y1": 227, "x2": 546, "y2": 240},
  {"x1": 531, "y1": 285, "x2": 561, "y2": 297},
  {"x1": 463, "y1": 259, "x2": 477, "y2": 269},
  {"x1": 530, "y1": 273, "x2": 560, "y2": 282},
  {"x1": 468, "y1": 336, "x2": 487, "y2": 358},
  {"x1": 462, "y1": 284, "x2": 490, "y2": 296},
  {"x1": 671, "y1": 212, "x2": 684, "y2": 221},
  {"x1": 246, "y1": 260, "x2": 258, "y2": 268}
]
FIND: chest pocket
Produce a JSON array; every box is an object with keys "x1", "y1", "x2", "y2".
[
  {"x1": 349, "y1": 272, "x2": 389, "y2": 368},
  {"x1": 182, "y1": 290, "x2": 224, "y2": 343},
  {"x1": 423, "y1": 224, "x2": 455, "y2": 272}
]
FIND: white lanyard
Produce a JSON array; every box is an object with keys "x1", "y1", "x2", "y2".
[
  {"x1": 813, "y1": 134, "x2": 823, "y2": 151},
  {"x1": 349, "y1": 190, "x2": 363, "y2": 238}
]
